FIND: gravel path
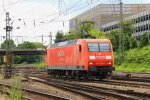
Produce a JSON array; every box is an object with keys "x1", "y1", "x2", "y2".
[{"x1": 0, "y1": 94, "x2": 8, "y2": 100}]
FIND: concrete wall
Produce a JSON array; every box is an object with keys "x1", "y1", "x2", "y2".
[{"x1": 69, "y1": 4, "x2": 150, "y2": 31}]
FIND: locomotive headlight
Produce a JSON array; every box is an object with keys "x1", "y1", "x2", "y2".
[
  {"x1": 108, "y1": 62, "x2": 111, "y2": 64},
  {"x1": 89, "y1": 62, "x2": 93, "y2": 65}
]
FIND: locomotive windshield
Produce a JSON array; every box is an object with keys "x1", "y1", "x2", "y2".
[
  {"x1": 88, "y1": 43, "x2": 99, "y2": 52},
  {"x1": 88, "y1": 42, "x2": 110, "y2": 52},
  {"x1": 99, "y1": 43, "x2": 110, "y2": 52}
]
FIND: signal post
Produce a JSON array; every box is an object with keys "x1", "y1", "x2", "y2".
[{"x1": 4, "y1": 12, "x2": 13, "y2": 79}]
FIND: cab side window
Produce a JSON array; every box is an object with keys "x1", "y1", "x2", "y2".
[{"x1": 79, "y1": 45, "x2": 82, "y2": 52}]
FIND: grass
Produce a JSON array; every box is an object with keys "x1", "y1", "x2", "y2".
[
  {"x1": 1, "y1": 75, "x2": 23, "y2": 100},
  {"x1": 0, "y1": 73, "x2": 23, "y2": 100},
  {"x1": 13, "y1": 63, "x2": 37, "y2": 68},
  {"x1": 9, "y1": 75, "x2": 23, "y2": 100},
  {"x1": 13, "y1": 62, "x2": 46, "y2": 69},
  {"x1": 115, "y1": 45, "x2": 150, "y2": 72},
  {"x1": 37, "y1": 62, "x2": 46, "y2": 69},
  {"x1": 116, "y1": 63, "x2": 150, "y2": 72}
]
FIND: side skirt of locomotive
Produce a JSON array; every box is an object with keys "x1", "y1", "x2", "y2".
[{"x1": 46, "y1": 66, "x2": 114, "y2": 80}]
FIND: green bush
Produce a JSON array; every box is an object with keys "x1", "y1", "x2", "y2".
[
  {"x1": 10, "y1": 75, "x2": 23, "y2": 100},
  {"x1": 139, "y1": 32, "x2": 149, "y2": 48},
  {"x1": 37, "y1": 62, "x2": 46, "y2": 69},
  {"x1": 115, "y1": 45, "x2": 150, "y2": 72}
]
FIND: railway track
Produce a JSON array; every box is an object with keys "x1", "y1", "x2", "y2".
[
  {"x1": 1, "y1": 67, "x2": 150, "y2": 83},
  {"x1": 0, "y1": 89, "x2": 31, "y2": 100},
  {"x1": 89, "y1": 79, "x2": 150, "y2": 89},
  {"x1": 112, "y1": 76, "x2": 150, "y2": 83},
  {"x1": 0, "y1": 83, "x2": 69, "y2": 100},
  {"x1": 112, "y1": 72, "x2": 150, "y2": 83},
  {"x1": 0, "y1": 67, "x2": 150, "y2": 100},
  {"x1": 47, "y1": 75, "x2": 150, "y2": 88},
  {"x1": 1, "y1": 67, "x2": 150, "y2": 81},
  {"x1": 113, "y1": 72, "x2": 150, "y2": 78},
  {"x1": 40, "y1": 76, "x2": 150, "y2": 90},
  {"x1": 27, "y1": 76, "x2": 150, "y2": 100},
  {"x1": 27, "y1": 77, "x2": 104, "y2": 100},
  {"x1": 1, "y1": 67, "x2": 150, "y2": 90}
]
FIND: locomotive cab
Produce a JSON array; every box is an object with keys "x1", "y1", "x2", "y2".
[{"x1": 85, "y1": 40, "x2": 114, "y2": 79}]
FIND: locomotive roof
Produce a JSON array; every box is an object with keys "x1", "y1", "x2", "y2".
[
  {"x1": 50, "y1": 39, "x2": 78, "y2": 48},
  {"x1": 85, "y1": 39, "x2": 110, "y2": 42},
  {"x1": 48, "y1": 39, "x2": 110, "y2": 48}
]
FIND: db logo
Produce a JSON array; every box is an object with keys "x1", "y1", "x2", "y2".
[{"x1": 57, "y1": 50, "x2": 64, "y2": 56}]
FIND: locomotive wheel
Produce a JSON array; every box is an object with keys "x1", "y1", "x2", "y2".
[
  {"x1": 53, "y1": 74, "x2": 56, "y2": 78},
  {"x1": 105, "y1": 72, "x2": 112, "y2": 79},
  {"x1": 98, "y1": 75, "x2": 105, "y2": 81},
  {"x1": 83, "y1": 72, "x2": 88, "y2": 80},
  {"x1": 75, "y1": 75, "x2": 80, "y2": 80},
  {"x1": 58, "y1": 72, "x2": 61, "y2": 78}
]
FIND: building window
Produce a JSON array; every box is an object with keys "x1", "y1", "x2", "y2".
[
  {"x1": 146, "y1": 24, "x2": 148, "y2": 30},
  {"x1": 135, "y1": 27, "x2": 138, "y2": 32},
  {"x1": 144, "y1": 15, "x2": 146, "y2": 21},
  {"x1": 141, "y1": 16, "x2": 145, "y2": 22},
  {"x1": 136, "y1": 17, "x2": 140, "y2": 23},
  {"x1": 146, "y1": 15, "x2": 149, "y2": 20},
  {"x1": 132, "y1": 19, "x2": 136, "y2": 23},
  {"x1": 103, "y1": 28, "x2": 106, "y2": 32},
  {"x1": 139, "y1": 26, "x2": 141, "y2": 32},
  {"x1": 141, "y1": 26, "x2": 144, "y2": 31}
]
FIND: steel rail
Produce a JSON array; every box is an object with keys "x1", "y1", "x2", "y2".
[
  {"x1": 0, "y1": 83, "x2": 69, "y2": 100},
  {"x1": 0, "y1": 89, "x2": 32, "y2": 100},
  {"x1": 112, "y1": 76, "x2": 150, "y2": 83},
  {"x1": 90, "y1": 79, "x2": 150, "y2": 88},
  {"x1": 27, "y1": 77, "x2": 105, "y2": 100},
  {"x1": 48, "y1": 78, "x2": 150, "y2": 100},
  {"x1": 27, "y1": 76, "x2": 147, "y2": 100}
]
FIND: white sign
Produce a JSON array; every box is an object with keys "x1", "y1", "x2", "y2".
[
  {"x1": 89, "y1": 56, "x2": 96, "y2": 59},
  {"x1": 106, "y1": 56, "x2": 112, "y2": 59}
]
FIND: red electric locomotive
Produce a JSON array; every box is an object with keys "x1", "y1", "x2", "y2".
[{"x1": 46, "y1": 39, "x2": 114, "y2": 80}]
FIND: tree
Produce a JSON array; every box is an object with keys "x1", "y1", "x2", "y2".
[
  {"x1": 110, "y1": 30, "x2": 120, "y2": 51},
  {"x1": 1, "y1": 39, "x2": 16, "y2": 49},
  {"x1": 78, "y1": 20, "x2": 96, "y2": 38},
  {"x1": 139, "y1": 32, "x2": 149, "y2": 48},
  {"x1": 130, "y1": 37, "x2": 138, "y2": 48},
  {"x1": 54, "y1": 31, "x2": 67, "y2": 43},
  {"x1": 55, "y1": 20, "x2": 108, "y2": 41},
  {"x1": 79, "y1": 20, "x2": 95, "y2": 33},
  {"x1": 15, "y1": 42, "x2": 45, "y2": 64},
  {"x1": 122, "y1": 20, "x2": 133, "y2": 37},
  {"x1": 65, "y1": 31, "x2": 79, "y2": 40},
  {"x1": 110, "y1": 20, "x2": 135, "y2": 51},
  {"x1": 89, "y1": 29, "x2": 108, "y2": 39},
  {"x1": 17, "y1": 42, "x2": 46, "y2": 49},
  {"x1": 122, "y1": 20, "x2": 134, "y2": 50},
  {"x1": 0, "y1": 39, "x2": 16, "y2": 64},
  {"x1": 124, "y1": 35, "x2": 131, "y2": 50}
]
